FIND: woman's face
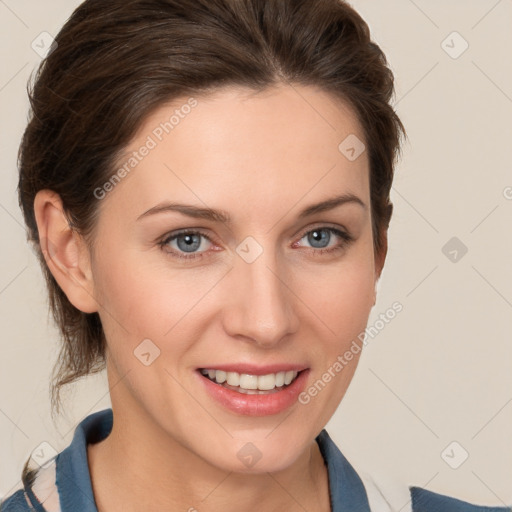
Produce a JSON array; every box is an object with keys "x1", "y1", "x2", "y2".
[{"x1": 88, "y1": 83, "x2": 382, "y2": 472}]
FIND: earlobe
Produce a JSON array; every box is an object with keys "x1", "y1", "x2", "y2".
[{"x1": 34, "y1": 190, "x2": 98, "y2": 314}]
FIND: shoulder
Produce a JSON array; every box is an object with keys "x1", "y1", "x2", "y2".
[
  {"x1": 409, "y1": 486, "x2": 511, "y2": 512},
  {"x1": 1, "y1": 457, "x2": 61, "y2": 512},
  {"x1": 0, "y1": 489, "x2": 33, "y2": 511},
  {"x1": 319, "y1": 429, "x2": 511, "y2": 512},
  {"x1": 1, "y1": 408, "x2": 113, "y2": 512},
  {"x1": 360, "y1": 474, "x2": 512, "y2": 512}
]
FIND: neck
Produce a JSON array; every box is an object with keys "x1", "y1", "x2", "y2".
[{"x1": 87, "y1": 399, "x2": 330, "y2": 512}]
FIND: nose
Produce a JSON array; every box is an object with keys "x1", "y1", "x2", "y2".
[{"x1": 221, "y1": 243, "x2": 299, "y2": 348}]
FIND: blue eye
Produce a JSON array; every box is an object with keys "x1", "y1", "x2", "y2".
[
  {"x1": 159, "y1": 226, "x2": 353, "y2": 261},
  {"x1": 296, "y1": 227, "x2": 353, "y2": 256},
  {"x1": 159, "y1": 230, "x2": 213, "y2": 260}
]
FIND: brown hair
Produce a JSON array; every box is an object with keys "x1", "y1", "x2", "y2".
[{"x1": 18, "y1": 0, "x2": 406, "y2": 418}]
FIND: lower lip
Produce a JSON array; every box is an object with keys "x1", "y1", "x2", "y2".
[{"x1": 196, "y1": 369, "x2": 310, "y2": 416}]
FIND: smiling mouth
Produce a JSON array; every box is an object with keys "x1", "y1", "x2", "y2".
[{"x1": 198, "y1": 368, "x2": 304, "y2": 394}]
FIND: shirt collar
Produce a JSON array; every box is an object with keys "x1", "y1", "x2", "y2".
[
  {"x1": 316, "y1": 428, "x2": 371, "y2": 511},
  {"x1": 56, "y1": 408, "x2": 113, "y2": 512},
  {"x1": 55, "y1": 408, "x2": 370, "y2": 512}
]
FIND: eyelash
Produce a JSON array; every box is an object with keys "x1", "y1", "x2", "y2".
[{"x1": 158, "y1": 226, "x2": 354, "y2": 261}]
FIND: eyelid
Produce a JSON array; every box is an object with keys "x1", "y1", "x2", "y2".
[
  {"x1": 159, "y1": 228, "x2": 217, "y2": 249},
  {"x1": 293, "y1": 225, "x2": 353, "y2": 252},
  {"x1": 158, "y1": 228, "x2": 218, "y2": 261},
  {"x1": 295, "y1": 221, "x2": 350, "y2": 239},
  {"x1": 159, "y1": 223, "x2": 353, "y2": 260}
]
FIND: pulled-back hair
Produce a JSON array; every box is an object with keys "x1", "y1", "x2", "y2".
[{"x1": 17, "y1": 0, "x2": 406, "y2": 417}]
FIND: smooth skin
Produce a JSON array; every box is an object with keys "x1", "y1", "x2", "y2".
[{"x1": 34, "y1": 83, "x2": 387, "y2": 512}]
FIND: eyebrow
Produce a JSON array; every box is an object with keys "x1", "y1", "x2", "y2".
[{"x1": 136, "y1": 193, "x2": 366, "y2": 224}]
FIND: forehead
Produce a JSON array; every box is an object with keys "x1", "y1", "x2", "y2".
[{"x1": 102, "y1": 84, "x2": 369, "y2": 221}]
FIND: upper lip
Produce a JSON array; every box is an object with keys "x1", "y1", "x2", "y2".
[{"x1": 197, "y1": 364, "x2": 308, "y2": 376}]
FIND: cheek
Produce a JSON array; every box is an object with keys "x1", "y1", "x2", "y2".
[
  {"x1": 295, "y1": 253, "x2": 374, "y2": 419},
  {"x1": 301, "y1": 254, "x2": 375, "y2": 341},
  {"x1": 93, "y1": 231, "x2": 375, "y2": 357},
  {"x1": 92, "y1": 247, "x2": 222, "y2": 356}
]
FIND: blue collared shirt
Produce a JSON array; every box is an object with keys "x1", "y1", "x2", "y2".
[{"x1": 1, "y1": 408, "x2": 510, "y2": 512}]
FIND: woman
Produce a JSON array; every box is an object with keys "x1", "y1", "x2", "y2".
[{"x1": 1, "y1": 1, "x2": 510, "y2": 511}]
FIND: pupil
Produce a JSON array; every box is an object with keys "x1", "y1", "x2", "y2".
[
  {"x1": 309, "y1": 229, "x2": 329, "y2": 248},
  {"x1": 178, "y1": 233, "x2": 200, "y2": 252}
]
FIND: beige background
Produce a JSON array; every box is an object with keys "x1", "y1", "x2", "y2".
[{"x1": 1, "y1": 0, "x2": 511, "y2": 509}]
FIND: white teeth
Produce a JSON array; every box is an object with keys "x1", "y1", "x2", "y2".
[
  {"x1": 226, "y1": 372, "x2": 239, "y2": 386},
  {"x1": 239, "y1": 373, "x2": 258, "y2": 390},
  {"x1": 257, "y1": 373, "x2": 276, "y2": 391},
  {"x1": 284, "y1": 370, "x2": 295, "y2": 385},
  {"x1": 200, "y1": 369, "x2": 299, "y2": 391},
  {"x1": 215, "y1": 370, "x2": 227, "y2": 383}
]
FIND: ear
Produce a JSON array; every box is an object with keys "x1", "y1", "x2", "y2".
[
  {"x1": 33, "y1": 189, "x2": 98, "y2": 313},
  {"x1": 373, "y1": 230, "x2": 388, "y2": 305}
]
